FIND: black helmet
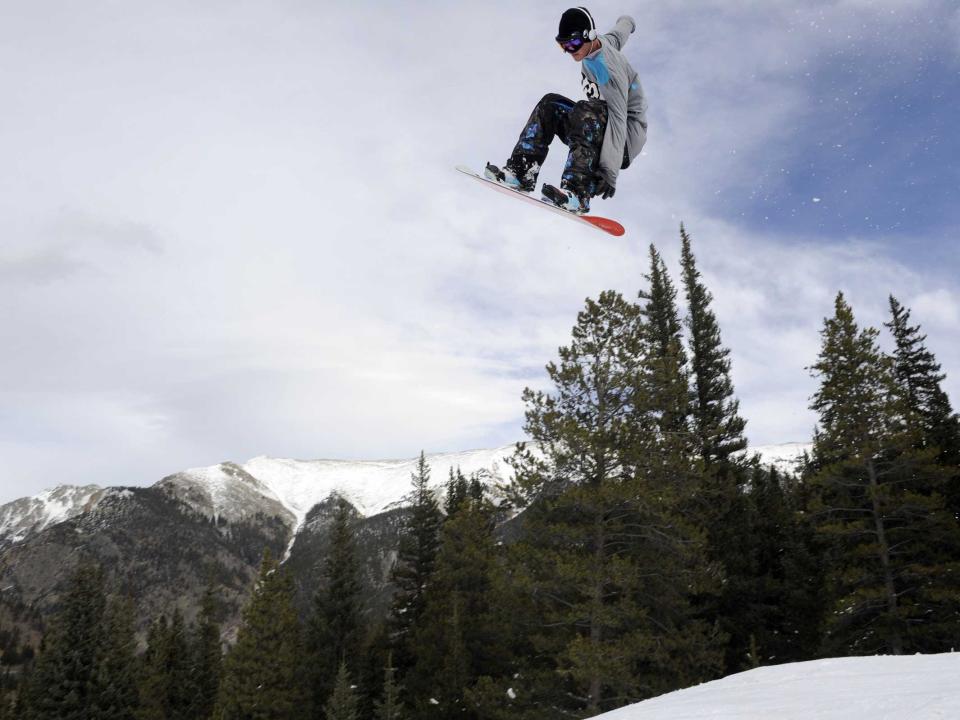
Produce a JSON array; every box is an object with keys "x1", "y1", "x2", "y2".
[{"x1": 556, "y1": 7, "x2": 597, "y2": 42}]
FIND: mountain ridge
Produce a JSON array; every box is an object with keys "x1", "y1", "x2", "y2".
[{"x1": 0, "y1": 442, "x2": 811, "y2": 549}]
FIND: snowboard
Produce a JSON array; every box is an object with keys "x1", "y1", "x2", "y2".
[{"x1": 455, "y1": 166, "x2": 625, "y2": 237}]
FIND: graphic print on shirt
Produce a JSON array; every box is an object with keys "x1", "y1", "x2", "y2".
[{"x1": 581, "y1": 71, "x2": 600, "y2": 100}]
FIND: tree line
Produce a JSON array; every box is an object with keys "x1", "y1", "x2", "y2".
[{"x1": 2, "y1": 225, "x2": 958, "y2": 719}]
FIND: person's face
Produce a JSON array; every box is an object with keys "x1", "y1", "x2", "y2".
[{"x1": 570, "y1": 41, "x2": 593, "y2": 61}]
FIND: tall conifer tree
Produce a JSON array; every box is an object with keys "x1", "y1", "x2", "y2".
[
  {"x1": 808, "y1": 292, "x2": 960, "y2": 655},
  {"x1": 677, "y1": 226, "x2": 754, "y2": 672},
  {"x1": 324, "y1": 663, "x2": 358, "y2": 720},
  {"x1": 216, "y1": 550, "x2": 308, "y2": 720},
  {"x1": 886, "y1": 296, "x2": 960, "y2": 514},
  {"x1": 137, "y1": 616, "x2": 169, "y2": 720},
  {"x1": 307, "y1": 498, "x2": 364, "y2": 717},
  {"x1": 406, "y1": 488, "x2": 506, "y2": 719},
  {"x1": 22, "y1": 563, "x2": 108, "y2": 720},
  {"x1": 137, "y1": 610, "x2": 193, "y2": 720},
  {"x1": 679, "y1": 225, "x2": 747, "y2": 466},
  {"x1": 639, "y1": 244, "x2": 691, "y2": 440},
  {"x1": 93, "y1": 597, "x2": 139, "y2": 720},
  {"x1": 508, "y1": 290, "x2": 721, "y2": 718},
  {"x1": 373, "y1": 653, "x2": 403, "y2": 720},
  {"x1": 191, "y1": 585, "x2": 222, "y2": 720},
  {"x1": 388, "y1": 453, "x2": 442, "y2": 678}
]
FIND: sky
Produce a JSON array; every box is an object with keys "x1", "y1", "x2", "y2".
[{"x1": 1, "y1": 0, "x2": 958, "y2": 503}]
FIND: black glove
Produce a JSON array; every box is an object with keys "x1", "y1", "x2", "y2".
[{"x1": 595, "y1": 177, "x2": 616, "y2": 199}]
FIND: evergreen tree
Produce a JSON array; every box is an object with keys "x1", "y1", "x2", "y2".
[
  {"x1": 886, "y1": 296, "x2": 958, "y2": 443},
  {"x1": 735, "y1": 465, "x2": 825, "y2": 667},
  {"x1": 167, "y1": 610, "x2": 194, "y2": 719},
  {"x1": 808, "y1": 292, "x2": 960, "y2": 655},
  {"x1": 307, "y1": 497, "x2": 364, "y2": 717},
  {"x1": 388, "y1": 453, "x2": 443, "y2": 678},
  {"x1": 886, "y1": 296, "x2": 960, "y2": 513},
  {"x1": 137, "y1": 610, "x2": 192, "y2": 720},
  {"x1": 373, "y1": 653, "x2": 403, "y2": 720},
  {"x1": 679, "y1": 225, "x2": 747, "y2": 466},
  {"x1": 22, "y1": 563, "x2": 108, "y2": 719},
  {"x1": 638, "y1": 244, "x2": 691, "y2": 440},
  {"x1": 216, "y1": 550, "x2": 308, "y2": 720},
  {"x1": 406, "y1": 489, "x2": 507, "y2": 719},
  {"x1": 137, "y1": 616, "x2": 168, "y2": 720},
  {"x1": 444, "y1": 467, "x2": 470, "y2": 517},
  {"x1": 324, "y1": 663, "x2": 358, "y2": 720},
  {"x1": 93, "y1": 597, "x2": 139, "y2": 720},
  {"x1": 190, "y1": 585, "x2": 222, "y2": 720},
  {"x1": 507, "y1": 290, "x2": 722, "y2": 718},
  {"x1": 355, "y1": 622, "x2": 391, "y2": 720},
  {"x1": 677, "y1": 226, "x2": 754, "y2": 672}
]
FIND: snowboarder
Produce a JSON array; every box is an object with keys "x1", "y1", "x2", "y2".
[{"x1": 485, "y1": 8, "x2": 647, "y2": 215}]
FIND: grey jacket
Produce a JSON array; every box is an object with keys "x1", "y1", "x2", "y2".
[{"x1": 580, "y1": 15, "x2": 647, "y2": 188}]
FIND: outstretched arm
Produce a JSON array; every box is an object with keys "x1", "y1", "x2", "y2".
[{"x1": 603, "y1": 15, "x2": 636, "y2": 51}]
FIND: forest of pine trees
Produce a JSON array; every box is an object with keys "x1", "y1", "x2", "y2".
[{"x1": 2, "y1": 225, "x2": 957, "y2": 719}]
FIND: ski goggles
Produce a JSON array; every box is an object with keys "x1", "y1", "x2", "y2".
[{"x1": 557, "y1": 35, "x2": 586, "y2": 53}]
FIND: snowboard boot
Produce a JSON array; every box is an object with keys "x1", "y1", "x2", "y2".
[
  {"x1": 541, "y1": 184, "x2": 590, "y2": 215},
  {"x1": 485, "y1": 162, "x2": 536, "y2": 193}
]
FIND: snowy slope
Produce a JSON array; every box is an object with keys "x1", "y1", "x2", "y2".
[
  {"x1": 0, "y1": 484, "x2": 107, "y2": 546},
  {"x1": 750, "y1": 442, "x2": 811, "y2": 475},
  {"x1": 242, "y1": 445, "x2": 516, "y2": 531},
  {"x1": 594, "y1": 653, "x2": 960, "y2": 720},
  {"x1": 158, "y1": 462, "x2": 295, "y2": 527}
]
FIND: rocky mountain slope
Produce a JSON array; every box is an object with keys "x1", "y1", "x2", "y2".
[{"x1": 0, "y1": 442, "x2": 810, "y2": 642}]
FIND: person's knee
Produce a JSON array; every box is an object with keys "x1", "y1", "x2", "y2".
[
  {"x1": 571, "y1": 100, "x2": 604, "y2": 125},
  {"x1": 537, "y1": 93, "x2": 573, "y2": 113}
]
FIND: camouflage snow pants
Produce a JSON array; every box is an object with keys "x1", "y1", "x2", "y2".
[{"x1": 506, "y1": 93, "x2": 609, "y2": 198}]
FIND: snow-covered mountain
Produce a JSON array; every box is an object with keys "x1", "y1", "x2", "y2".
[
  {"x1": 593, "y1": 652, "x2": 960, "y2": 719},
  {"x1": 0, "y1": 442, "x2": 811, "y2": 548},
  {"x1": 0, "y1": 484, "x2": 108, "y2": 547},
  {"x1": 167, "y1": 445, "x2": 517, "y2": 546},
  {"x1": 748, "y1": 441, "x2": 811, "y2": 475}
]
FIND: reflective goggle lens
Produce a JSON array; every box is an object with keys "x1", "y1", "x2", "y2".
[{"x1": 558, "y1": 36, "x2": 584, "y2": 53}]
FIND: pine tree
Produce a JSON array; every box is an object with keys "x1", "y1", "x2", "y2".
[
  {"x1": 324, "y1": 662, "x2": 358, "y2": 720},
  {"x1": 736, "y1": 465, "x2": 825, "y2": 666},
  {"x1": 679, "y1": 224, "x2": 747, "y2": 466},
  {"x1": 808, "y1": 292, "x2": 960, "y2": 655},
  {"x1": 137, "y1": 610, "x2": 193, "y2": 720},
  {"x1": 216, "y1": 550, "x2": 308, "y2": 720},
  {"x1": 190, "y1": 585, "x2": 222, "y2": 720},
  {"x1": 508, "y1": 290, "x2": 722, "y2": 717},
  {"x1": 406, "y1": 488, "x2": 507, "y2": 719},
  {"x1": 373, "y1": 653, "x2": 403, "y2": 720},
  {"x1": 886, "y1": 296, "x2": 957, "y2": 442},
  {"x1": 388, "y1": 453, "x2": 443, "y2": 678},
  {"x1": 168, "y1": 610, "x2": 194, "y2": 719},
  {"x1": 444, "y1": 467, "x2": 470, "y2": 517},
  {"x1": 886, "y1": 296, "x2": 960, "y2": 514},
  {"x1": 307, "y1": 498, "x2": 364, "y2": 717},
  {"x1": 93, "y1": 597, "x2": 139, "y2": 720},
  {"x1": 638, "y1": 244, "x2": 691, "y2": 440},
  {"x1": 676, "y1": 225, "x2": 754, "y2": 672},
  {"x1": 23, "y1": 563, "x2": 108, "y2": 719},
  {"x1": 137, "y1": 616, "x2": 168, "y2": 720}
]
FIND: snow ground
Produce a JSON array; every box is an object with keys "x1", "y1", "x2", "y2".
[{"x1": 595, "y1": 653, "x2": 960, "y2": 720}]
